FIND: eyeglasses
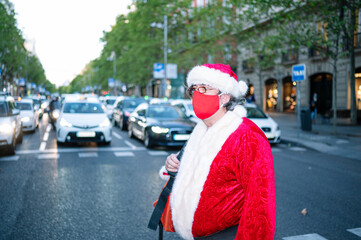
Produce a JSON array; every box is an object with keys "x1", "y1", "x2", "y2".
[{"x1": 187, "y1": 85, "x2": 219, "y2": 97}]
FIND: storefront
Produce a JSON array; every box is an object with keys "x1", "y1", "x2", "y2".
[
  {"x1": 282, "y1": 76, "x2": 297, "y2": 112},
  {"x1": 356, "y1": 67, "x2": 361, "y2": 110},
  {"x1": 265, "y1": 78, "x2": 278, "y2": 111}
]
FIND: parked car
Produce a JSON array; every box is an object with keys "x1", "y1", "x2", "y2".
[
  {"x1": 128, "y1": 103, "x2": 196, "y2": 148},
  {"x1": 15, "y1": 98, "x2": 39, "y2": 132},
  {"x1": 0, "y1": 96, "x2": 23, "y2": 155},
  {"x1": 56, "y1": 99, "x2": 112, "y2": 145},
  {"x1": 170, "y1": 99, "x2": 200, "y2": 123},
  {"x1": 245, "y1": 103, "x2": 281, "y2": 144},
  {"x1": 112, "y1": 97, "x2": 147, "y2": 130}
]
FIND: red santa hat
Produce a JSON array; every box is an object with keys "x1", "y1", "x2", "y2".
[{"x1": 186, "y1": 63, "x2": 248, "y2": 98}]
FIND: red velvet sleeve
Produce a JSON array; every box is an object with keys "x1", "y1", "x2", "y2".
[{"x1": 234, "y1": 124, "x2": 276, "y2": 240}]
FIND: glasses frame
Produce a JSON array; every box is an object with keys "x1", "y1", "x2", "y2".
[{"x1": 187, "y1": 85, "x2": 220, "y2": 97}]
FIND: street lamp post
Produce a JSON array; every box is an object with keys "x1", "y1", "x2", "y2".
[{"x1": 162, "y1": 15, "x2": 167, "y2": 99}]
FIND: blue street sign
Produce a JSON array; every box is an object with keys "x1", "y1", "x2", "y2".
[
  {"x1": 108, "y1": 78, "x2": 115, "y2": 87},
  {"x1": 292, "y1": 64, "x2": 306, "y2": 81},
  {"x1": 19, "y1": 78, "x2": 25, "y2": 86},
  {"x1": 153, "y1": 63, "x2": 165, "y2": 79}
]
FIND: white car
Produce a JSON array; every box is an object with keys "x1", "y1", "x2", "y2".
[
  {"x1": 56, "y1": 100, "x2": 112, "y2": 145},
  {"x1": 104, "y1": 96, "x2": 118, "y2": 119},
  {"x1": 170, "y1": 99, "x2": 200, "y2": 123},
  {"x1": 245, "y1": 103, "x2": 281, "y2": 144},
  {"x1": 15, "y1": 99, "x2": 39, "y2": 132}
]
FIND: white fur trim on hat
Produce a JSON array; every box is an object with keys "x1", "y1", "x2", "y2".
[{"x1": 187, "y1": 65, "x2": 248, "y2": 98}]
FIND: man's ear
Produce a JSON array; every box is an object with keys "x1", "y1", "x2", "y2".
[{"x1": 221, "y1": 94, "x2": 231, "y2": 105}]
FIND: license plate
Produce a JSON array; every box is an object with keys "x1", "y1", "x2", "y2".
[
  {"x1": 76, "y1": 131, "x2": 96, "y2": 137},
  {"x1": 173, "y1": 134, "x2": 190, "y2": 141}
]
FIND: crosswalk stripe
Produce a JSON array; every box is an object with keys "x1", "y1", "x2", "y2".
[
  {"x1": 282, "y1": 233, "x2": 328, "y2": 240},
  {"x1": 38, "y1": 154, "x2": 59, "y2": 159},
  {"x1": 124, "y1": 140, "x2": 136, "y2": 149},
  {"x1": 148, "y1": 151, "x2": 168, "y2": 156},
  {"x1": 113, "y1": 132, "x2": 122, "y2": 139},
  {"x1": 78, "y1": 152, "x2": 98, "y2": 158},
  {"x1": 347, "y1": 228, "x2": 361, "y2": 237},
  {"x1": 289, "y1": 147, "x2": 307, "y2": 152},
  {"x1": 0, "y1": 155, "x2": 20, "y2": 161},
  {"x1": 114, "y1": 152, "x2": 134, "y2": 157}
]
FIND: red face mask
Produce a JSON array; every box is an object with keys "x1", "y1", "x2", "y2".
[{"x1": 192, "y1": 91, "x2": 220, "y2": 120}]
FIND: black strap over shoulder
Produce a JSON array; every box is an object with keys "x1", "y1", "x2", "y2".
[{"x1": 147, "y1": 146, "x2": 186, "y2": 231}]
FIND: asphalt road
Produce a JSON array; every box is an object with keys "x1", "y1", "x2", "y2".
[{"x1": 0, "y1": 114, "x2": 360, "y2": 240}]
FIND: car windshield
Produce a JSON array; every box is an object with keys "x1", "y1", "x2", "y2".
[
  {"x1": 246, "y1": 107, "x2": 268, "y2": 119},
  {"x1": 148, "y1": 105, "x2": 184, "y2": 119},
  {"x1": 123, "y1": 99, "x2": 145, "y2": 109},
  {"x1": 105, "y1": 99, "x2": 116, "y2": 105},
  {"x1": 16, "y1": 102, "x2": 32, "y2": 110},
  {"x1": 0, "y1": 102, "x2": 7, "y2": 116},
  {"x1": 63, "y1": 102, "x2": 104, "y2": 114},
  {"x1": 32, "y1": 99, "x2": 41, "y2": 106}
]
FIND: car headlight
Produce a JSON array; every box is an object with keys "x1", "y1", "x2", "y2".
[
  {"x1": 0, "y1": 123, "x2": 13, "y2": 134},
  {"x1": 52, "y1": 109, "x2": 60, "y2": 119},
  {"x1": 99, "y1": 118, "x2": 111, "y2": 127},
  {"x1": 151, "y1": 126, "x2": 169, "y2": 134},
  {"x1": 59, "y1": 118, "x2": 72, "y2": 127},
  {"x1": 21, "y1": 116, "x2": 30, "y2": 122}
]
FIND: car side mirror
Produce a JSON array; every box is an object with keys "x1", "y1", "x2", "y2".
[{"x1": 12, "y1": 109, "x2": 20, "y2": 115}]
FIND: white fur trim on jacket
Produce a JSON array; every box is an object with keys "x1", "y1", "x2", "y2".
[
  {"x1": 170, "y1": 105, "x2": 247, "y2": 240},
  {"x1": 159, "y1": 165, "x2": 170, "y2": 181},
  {"x1": 187, "y1": 66, "x2": 248, "y2": 98}
]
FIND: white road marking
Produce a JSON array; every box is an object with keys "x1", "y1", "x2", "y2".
[
  {"x1": 37, "y1": 154, "x2": 59, "y2": 159},
  {"x1": 271, "y1": 148, "x2": 282, "y2": 153},
  {"x1": 46, "y1": 125, "x2": 52, "y2": 132},
  {"x1": 347, "y1": 227, "x2": 361, "y2": 237},
  {"x1": 78, "y1": 152, "x2": 98, "y2": 158},
  {"x1": 289, "y1": 147, "x2": 307, "y2": 152},
  {"x1": 39, "y1": 142, "x2": 46, "y2": 151},
  {"x1": 0, "y1": 155, "x2": 20, "y2": 161},
  {"x1": 16, "y1": 146, "x2": 146, "y2": 155},
  {"x1": 336, "y1": 139, "x2": 349, "y2": 144},
  {"x1": 114, "y1": 152, "x2": 135, "y2": 157},
  {"x1": 113, "y1": 132, "x2": 122, "y2": 140},
  {"x1": 282, "y1": 233, "x2": 328, "y2": 240},
  {"x1": 43, "y1": 132, "x2": 49, "y2": 141},
  {"x1": 124, "y1": 140, "x2": 137, "y2": 150},
  {"x1": 148, "y1": 151, "x2": 168, "y2": 156}
]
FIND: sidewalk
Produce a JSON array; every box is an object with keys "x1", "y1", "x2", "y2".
[{"x1": 268, "y1": 112, "x2": 361, "y2": 161}]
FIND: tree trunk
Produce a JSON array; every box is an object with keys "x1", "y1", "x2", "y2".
[
  {"x1": 258, "y1": 69, "x2": 264, "y2": 111},
  {"x1": 349, "y1": 6, "x2": 357, "y2": 124}
]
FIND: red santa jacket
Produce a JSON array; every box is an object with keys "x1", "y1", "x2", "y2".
[{"x1": 159, "y1": 105, "x2": 276, "y2": 240}]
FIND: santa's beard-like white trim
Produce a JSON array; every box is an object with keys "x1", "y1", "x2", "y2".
[{"x1": 170, "y1": 105, "x2": 247, "y2": 240}]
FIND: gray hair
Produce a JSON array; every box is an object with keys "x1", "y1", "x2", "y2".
[{"x1": 223, "y1": 95, "x2": 246, "y2": 111}]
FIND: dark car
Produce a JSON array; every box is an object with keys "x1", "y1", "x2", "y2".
[
  {"x1": 112, "y1": 97, "x2": 147, "y2": 130},
  {"x1": 128, "y1": 103, "x2": 196, "y2": 148}
]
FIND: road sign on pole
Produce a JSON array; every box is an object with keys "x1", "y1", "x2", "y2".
[{"x1": 292, "y1": 64, "x2": 306, "y2": 138}]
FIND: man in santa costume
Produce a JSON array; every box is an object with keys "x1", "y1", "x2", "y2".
[{"x1": 158, "y1": 63, "x2": 276, "y2": 239}]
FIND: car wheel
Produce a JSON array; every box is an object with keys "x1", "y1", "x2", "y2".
[
  {"x1": 103, "y1": 141, "x2": 111, "y2": 146},
  {"x1": 128, "y1": 125, "x2": 134, "y2": 138},
  {"x1": 144, "y1": 129, "x2": 153, "y2": 148},
  {"x1": 17, "y1": 126, "x2": 23, "y2": 144},
  {"x1": 8, "y1": 133, "x2": 16, "y2": 155},
  {"x1": 120, "y1": 117, "x2": 125, "y2": 130}
]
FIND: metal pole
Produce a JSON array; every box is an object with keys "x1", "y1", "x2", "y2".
[
  {"x1": 297, "y1": 81, "x2": 301, "y2": 138},
  {"x1": 163, "y1": 15, "x2": 167, "y2": 99}
]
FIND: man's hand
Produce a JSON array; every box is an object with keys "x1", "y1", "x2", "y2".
[{"x1": 165, "y1": 153, "x2": 180, "y2": 172}]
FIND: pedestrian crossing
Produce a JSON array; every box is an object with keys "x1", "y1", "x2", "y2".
[{"x1": 282, "y1": 228, "x2": 361, "y2": 239}]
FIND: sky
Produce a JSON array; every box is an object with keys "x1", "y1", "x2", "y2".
[{"x1": 11, "y1": 0, "x2": 133, "y2": 87}]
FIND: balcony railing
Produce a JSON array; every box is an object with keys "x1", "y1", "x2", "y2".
[
  {"x1": 282, "y1": 48, "x2": 298, "y2": 64},
  {"x1": 308, "y1": 45, "x2": 329, "y2": 58}
]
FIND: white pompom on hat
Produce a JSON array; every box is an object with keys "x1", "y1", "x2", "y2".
[{"x1": 187, "y1": 63, "x2": 248, "y2": 98}]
